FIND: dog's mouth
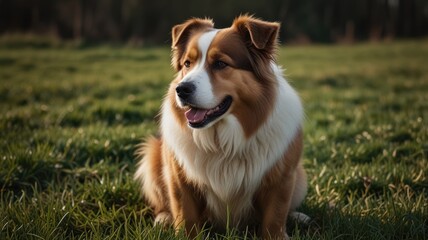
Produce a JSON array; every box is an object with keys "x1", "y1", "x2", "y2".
[{"x1": 184, "y1": 96, "x2": 233, "y2": 128}]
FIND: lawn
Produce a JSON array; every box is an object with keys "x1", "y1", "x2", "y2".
[{"x1": 0, "y1": 38, "x2": 427, "y2": 239}]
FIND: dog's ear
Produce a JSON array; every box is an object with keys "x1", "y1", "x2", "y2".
[
  {"x1": 232, "y1": 15, "x2": 279, "y2": 56},
  {"x1": 171, "y1": 18, "x2": 214, "y2": 71}
]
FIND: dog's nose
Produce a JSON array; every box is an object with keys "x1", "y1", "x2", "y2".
[{"x1": 176, "y1": 82, "x2": 195, "y2": 100}]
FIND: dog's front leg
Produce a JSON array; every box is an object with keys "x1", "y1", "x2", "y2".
[
  {"x1": 166, "y1": 156, "x2": 205, "y2": 238},
  {"x1": 256, "y1": 170, "x2": 297, "y2": 240}
]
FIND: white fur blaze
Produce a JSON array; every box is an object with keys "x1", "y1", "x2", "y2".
[{"x1": 176, "y1": 30, "x2": 219, "y2": 109}]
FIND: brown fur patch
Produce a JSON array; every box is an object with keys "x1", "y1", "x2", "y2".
[
  {"x1": 171, "y1": 18, "x2": 214, "y2": 71},
  {"x1": 206, "y1": 27, "x2": 277, "y2": 137}
]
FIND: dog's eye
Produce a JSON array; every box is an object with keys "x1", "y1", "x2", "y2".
[
  {"x1": 213, "y1": 60, "x2": 228, "y2": 70},
  {"x1": 184, "y1": 60, "x2": 191, "y2": 68}
]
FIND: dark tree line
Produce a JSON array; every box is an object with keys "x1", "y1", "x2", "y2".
[{"x1": 0, "y1": 0, "x2": 427, "y2": 44}]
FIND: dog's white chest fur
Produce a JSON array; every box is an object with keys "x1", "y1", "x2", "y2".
[{"x1": 161, "y1": 64, "x2": 303, "y2": 225}]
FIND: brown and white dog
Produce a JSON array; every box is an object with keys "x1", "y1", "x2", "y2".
[{"x1": 134, "y1": 15, "x2": 307, "y2": 239}]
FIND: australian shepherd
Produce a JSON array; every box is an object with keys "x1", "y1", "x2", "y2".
[{"x1": 134, "y1": 15, "x2": 307, "y2": 239}]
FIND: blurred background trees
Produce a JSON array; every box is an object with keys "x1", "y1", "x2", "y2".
[{"x1": 0, "y1": 0, "x2": 427, "y2": 44}]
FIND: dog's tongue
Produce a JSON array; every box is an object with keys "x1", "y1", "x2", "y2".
[{"x1": 185, "y1": 108, "x2": 208, "y2": 123}]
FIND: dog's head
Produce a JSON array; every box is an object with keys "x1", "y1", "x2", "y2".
[{"x1": 170, "y1": 16, "x2": 279, "y2": 136}]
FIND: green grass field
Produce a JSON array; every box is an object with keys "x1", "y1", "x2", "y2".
[{"x1": 1, "y1": 38, "x2": 427, "y2": 239}]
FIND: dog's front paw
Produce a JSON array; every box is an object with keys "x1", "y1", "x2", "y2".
[{"x1": 154, "y1": 211, "x2": 173, "y2": 226}]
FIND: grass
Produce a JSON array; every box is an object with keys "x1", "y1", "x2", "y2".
[{"x1": 0, "y1": 38, "x2": 427, "y2": 239}]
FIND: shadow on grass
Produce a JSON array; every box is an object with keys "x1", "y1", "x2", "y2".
[{"x1": 294, "y1": 202, "x2": 427, "y2": 239}]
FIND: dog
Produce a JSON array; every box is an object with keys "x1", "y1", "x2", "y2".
[{"x1": 134, "y1": 15, "x2": 307, "y2": 239}]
